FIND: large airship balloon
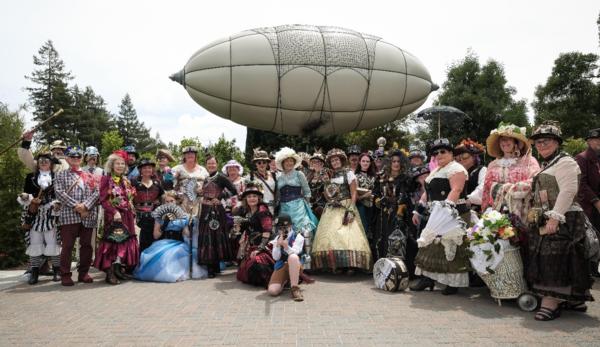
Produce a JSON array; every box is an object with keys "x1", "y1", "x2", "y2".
[{"x1": 170, "y1": 25, "x2": 437, "y2": 136}]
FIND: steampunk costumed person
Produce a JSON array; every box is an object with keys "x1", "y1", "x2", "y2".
[
  {"x1": 234, "y1": 181, "x2": 275, "y2": 287},
  {"x1": 124, "y1": 145, "x2": 139, "y2": 182},
  {"x1": 82, "y1": 146, "x2": 104, "y2": 176},
  {"x1": 156, "y1": 149, "x2": 175, "y2": 191},
  {"x1": 453, "y1": 139, "x2": 487, "y2": 212},
  {"x1": 355, "y1": 152, "x2": 377, "y2": 244},
  {"x1": 526, "y1": 122, "x2": 595, "y2": 321},
  {"x1": 18, "y1": 129, "x2": 69, "y2": 173},
  {"x1": 222, "y1": 159, "x2": 246, "y2": 259},
  {"x1": 54, "y1": 146, "x2": 99, "y2": 286},
  {"x1": 198, "y1": 154, "x2": 238, "y2": 278},
  {"x1": 94, "y1": 151, "x2": 139, "y2": 285},
  {"x1": 133, "y1": 158, "x2": 164, "y2": 252},
  {"x1": 247, "y1": 148, "x2": 277, "y2": 215},
  {"x1": 311, "y1": 148, "x2": 372, "y2": 274},
  {"x1": 18, "y1": 152, "x2": 61, "y2": 284},
  {"x1": 347, "y1": 144, "x2": 362, "y2": 172},
  {"x1": 408, "y1": 146, "x2": 427, "y2": 168},
  {"x1": 576, "y1": 128, "x2": 600, "y2": 277},
  {"x1": 372, "y1": 149, "x2": 413, "y2": 264},
  {"x1": 306, "y1": 149, "x2": 329, "y2": 219}
]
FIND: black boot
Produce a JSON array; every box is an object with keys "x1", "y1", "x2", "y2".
[
  {"x1": 28, "y1": 267, "x2": 39, "y2": 285},
  {"x1": 409, "y1": 277, "x2": 435, "y2": 291},
  {"x1": 52, "y1": 267, "x2": 61, "y2": 282},
  {"x1": 112, "y1": 263, "x2": 129, "y2": 281},
  {"x1": 442, "y1": 286, "x2": 458, "y2": 295}
]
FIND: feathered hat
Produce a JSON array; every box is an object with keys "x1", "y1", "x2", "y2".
[{"x1": 275, "y1": 147, "x2": 302, "y2": 171}]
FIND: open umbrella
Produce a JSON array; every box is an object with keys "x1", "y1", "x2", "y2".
[{"x1": 417, "y1": 106, "x2": 469, "y2": 138}]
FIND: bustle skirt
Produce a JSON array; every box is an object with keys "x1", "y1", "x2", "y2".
[{"x1": 197, "y1": 205, "x2": 233, "y2": 266}]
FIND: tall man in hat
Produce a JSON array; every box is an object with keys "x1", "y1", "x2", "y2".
[
  {"x1": 124, "y1": 145, "x2": 139, "y2": 181},
  {"x1": 575, "y1": 128, "x2": 600, "y2": 277},
  {"x1": 347, "y1": 145, "x2": 361, "y2": 172},
  {"x1": 54, "y1": 146, "x2": 99, "y2": 286}
]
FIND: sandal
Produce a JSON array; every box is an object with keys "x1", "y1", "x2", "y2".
[
  {"x1": 562, "y1": 301, "x2": 588, "y2": 313},
  {"x1": 534, "y1": 306, "x2": 561, "y2": 321}
]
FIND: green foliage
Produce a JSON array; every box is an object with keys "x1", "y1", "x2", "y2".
[
  {"x1": 433, "y1": 52, "x2": 529, "y2": 145},
  {"x1": 100, "y1": 130, "x2": 124, "y2": 161},
  {"x1": 115, "y1": 94, "x2": 164, "y2": 155},
  {"x1": 343, "y1": 119, "x2": 413, "y2": 152},
  {"x1": 0, "y1": 103, "x2": 28, "y2": 269},
  {"x1": 206, "y1": 134, "x2": 245, "y2": 169},
  {"x1": 533, "y1": 52, "x2": 600, "y2": 138},
  {"x1": 562, "y1": 137, "x2": 587, "y2": 156},
  {"x1": 71, "y1": 85, "x2": 114, "y2": 150}
]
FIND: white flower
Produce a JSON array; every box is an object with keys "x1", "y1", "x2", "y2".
[{"x1": 483, "y1": 209, "x2": 502, "y2": 223}]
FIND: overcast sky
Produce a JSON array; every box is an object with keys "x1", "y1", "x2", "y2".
[{"x1": 1, "y1": 0, "x2": 598, "y2": 149}]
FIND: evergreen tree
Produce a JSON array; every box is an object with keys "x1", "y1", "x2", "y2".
[
  {"x1": 115, "y1": 93, "x2": 163, "y2": 154},
  {"x1": 433, "y1": 52, "x2": 529, "y2": 145},
  {"x1": 532, "y1": 52, "x2": 600, "y2": 138},
  {"x1": 25, "y1": 40, "x2": 75, "y2": 145},
  {"x1": 71, "y1": 85, "x2": 114, "y2": 150},
  {"x1": 0, "y1": 103, "x2": 28, "y2": 268}
]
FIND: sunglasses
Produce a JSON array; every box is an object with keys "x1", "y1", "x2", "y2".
[
  {"x1": 69, "y1": 155, "x2": 82, "y2": 159},
  {"x1": 431, "y1": 149, "x2": 450, "y2": 156},
  {"x1": 255, "y1": 160, "x2": 268, "y2": 165},
  {"x1": 454, "y1": 153, "x2": 471, "y2": 161}
]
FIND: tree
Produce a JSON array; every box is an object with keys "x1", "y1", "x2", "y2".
[
  {"x1": 115, "y1": 94, "x2": 164, "y2": 154},
  {"x1": 0, "y1": 103, "x2": 28, "y2": 268},
  {"x1": 101, "y1": 130, "x2": 124, "y2": 161},
  {"x1": 343, "y1": 119, "x2": 413, "y2": 152},
  {"x1": 532, "y1": 52, "x2": 600, "y2": 138},
  {"x1": 71, "y1": 85, "x2": 114, "y2": 150},
  {"x1": 25, "y1": 40, "x2": 75, "y2": 145},
  {"x1": 433, "y1": 52, "x2": 529, "y2": 145},
  {"x1": 206, "y1": 134, "x2": 245, "y2": 169}
]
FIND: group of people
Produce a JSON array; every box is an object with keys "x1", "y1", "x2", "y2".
[{"x1": 15, "y1": 120, "x2": 598, "y2": 316}]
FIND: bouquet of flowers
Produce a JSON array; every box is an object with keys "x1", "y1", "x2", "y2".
[{"x1": 466, "y1": 209, "x2": 517, "y2": 274}]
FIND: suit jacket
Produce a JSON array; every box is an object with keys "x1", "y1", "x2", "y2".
[
  {"x1": 575, "y1": 147, "x2": 600, "y2": 218},
  {"x1": 55, "y1": 169, "x2": 99, "y2": 228}
]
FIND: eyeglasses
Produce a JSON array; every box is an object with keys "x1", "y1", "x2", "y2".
[
  {"x1": 38, "y1": 158, "x2": 51, "y2": 164},
  {"x1": 534, "y1": 138, "x2": 553, "y2": 147},
  {"x1": 431, "y1": 149, "x2": 449, "y2": 156},
  {"x1": 69, "y1": 156, "x2": 82, "y2": 159},
  {"x1": 255, "y1": 160, "x2": 268, "y2": 165},
  {"x1": 454, "y1": 153, "x2": 471, "y2": 161}
]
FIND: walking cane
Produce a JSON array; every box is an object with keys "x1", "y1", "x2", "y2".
[{"x1": 0, "y1": 108, "x2": 64, "y2": 157}]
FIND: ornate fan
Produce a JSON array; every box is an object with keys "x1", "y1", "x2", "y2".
[
  {"x1": 183, "y1": 179, "x2": 198, "y2": 202},
  {"x1": 417, "y1": 201, "x2": 466, "y2": 248},
  {"x1": 152, "y1": 203, "x2": 188, "y2": 221}
]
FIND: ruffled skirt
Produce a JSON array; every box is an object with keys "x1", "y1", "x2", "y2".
[
  {"x1": 280, "y1": 198, "x2": 318, "y2": 233},
  {"x1": 311, "y1": 200, "x2": 372, "y2": 271},
  {"x1": 94, "y1": 236, "x2": 139, "y2": 271}
]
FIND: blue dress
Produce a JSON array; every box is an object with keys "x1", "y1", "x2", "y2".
[
  {"x1": 134, "y1": 217, "x2": 208, "y2": 282},
  {"x1": 277, "y1": 170, "x2": 318, "y2": 233}
]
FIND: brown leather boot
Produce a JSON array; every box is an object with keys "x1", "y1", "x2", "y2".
[
  {"x1": 291, "y1": 285, "x2": 304, "y2": 302},
  {"x1": 105, "y1": 269, "x2": 120, "y2": 285},
  {"x1": 61, "y1": 272, "x2": 74, "y2": 286}
]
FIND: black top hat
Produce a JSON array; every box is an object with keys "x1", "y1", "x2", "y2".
[
  {"x1": 410, "y1": 165, "x2": 430, "y2": 180},
  {"x1": 347, "y1": 144, "x2": 361, "y2": 155},
  {"x1": 241, "y1": 181, "x2": 264, "y2": 199},
  {"x1": 276, "y1": 214, "x2": 292, "y2": 227}
]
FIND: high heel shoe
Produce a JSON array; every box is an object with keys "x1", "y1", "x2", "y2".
[
  {"x1": 410, "y1": 277, "x2": 435, "y2": 291},
  {"x1": 441, "y1": 286, "x2": 458, "y2": 295}
]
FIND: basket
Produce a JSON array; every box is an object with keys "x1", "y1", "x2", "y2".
[{"x1": 479, "y1": 247, "x2": 526, "y2": 299}]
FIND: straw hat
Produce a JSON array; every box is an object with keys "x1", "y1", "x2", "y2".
[{"x1": 486, "y1": 123, "x2": 530, "y2": 158}]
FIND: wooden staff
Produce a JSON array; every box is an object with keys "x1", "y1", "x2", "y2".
[{"x1": 0, "y1": 108, "x2": 64, "y2": 157}]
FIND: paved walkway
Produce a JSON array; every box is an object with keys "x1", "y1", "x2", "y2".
[{"x1": 0, "y1": 269, "x2": 598, "y2": 346}]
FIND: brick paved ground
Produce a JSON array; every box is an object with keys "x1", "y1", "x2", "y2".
[{"x1": 0, "y1": 269, "x2": 598, "y2": 346}]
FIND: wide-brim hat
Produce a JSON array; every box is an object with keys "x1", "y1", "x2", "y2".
[
  {"x1": 35, "y1": 151, "x2": 53, "y2": 162},
  {"x1": 454, "y1": 138, "x2": 485, "y2": 156},
  {"x1": 410, "y1": 165, "x2": 430, "y2": 179},
  {"x1": 49, "y1": 140, "x2": 67, "y2": 151},
  {"x1": 252, "y1": 148, "x2": 270, "y2": 162},
  {"x1": 326, "y1": 148, "x2": 347, "y2": 165},
  {"x1": 156, "y1": 148, "x2": 175, "y2": 162},
  {"x1": 310, "y1": 150, "x2": 326, "y2": 163},
  {"x1": 530, "y1": 121, "x2": 563, "y2": 144},
  {"x1": 181, "y1": 146, "x2": 198, "y2": 154},
  {"x1": 428, "y1": 138, "x2": 453, "y2": 155},
  {"x1": 486, "y1": 123, "x2": 529, "y2": 158},
  {"x1": 222, "y1": 160, "x2": 244, "y2": 176},
  {"x1": 137, "y1": 158, "x2": 156, "y2": 169},
  {"x1": 65, "y1": 146, "x2": 84, "y2": 157},
  {"x1": 241, "y1": 180, "x2": 264, "y2": 199},
  {"x1": 275, "y1": 147, "x2": 302, "y2": 171}
]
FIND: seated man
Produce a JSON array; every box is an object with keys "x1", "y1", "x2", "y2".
[{"x1": 267, "y1": 214, "x2": 305, "y2": 302}]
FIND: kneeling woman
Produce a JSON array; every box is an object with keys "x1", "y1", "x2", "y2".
[
  {"x1": 311, "y1": 149, "x2": 372, "y2": 274},
  {"x1": 268, "y1": 214, "x2": 305, "y2": 302},
  {"x1": 234, "y1": 181, "x2": 275, "y2": 287},
  {"x1": 95, "y1": 151, "x2": 139, "y2": 285},
  {"x1": 134, "y1": 191, "x2": 207, "y2": 282}
]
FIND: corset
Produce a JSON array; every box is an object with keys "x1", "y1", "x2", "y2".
[{"x1": 280, "y1": 185, "x2": 303, "y2": 203}]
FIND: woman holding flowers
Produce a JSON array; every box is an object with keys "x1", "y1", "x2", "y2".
[
  {"x1": 526, "y1": 122, "x2": 594, "y2": 321},
  {"x1": 95, "y1": 151, "x2": 139, "y2": 285},
  {"x1": 482, "y1": 123, "x2": 540, "y2": 222}
]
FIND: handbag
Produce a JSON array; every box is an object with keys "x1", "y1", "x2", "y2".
[
  {"x1": 105, "y1": 221, "x2": 131, "y2": 244},
  {"x1": 584, "y1": 215, "x2": 600, "y2": 262}
]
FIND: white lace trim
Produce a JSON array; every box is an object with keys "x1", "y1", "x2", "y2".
[
  {"x1": 497, "y1": 158, "x2": 518, "y2": 168},
  {"x1": 415, "y1": 268, "x2": 469, "y2": 287},
  {"x1": 544, "y1": 210, "x2": 566, "y2": 223},
  {"x1": 425, "y1": 161, "x2": 467, "y2": 183}
]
